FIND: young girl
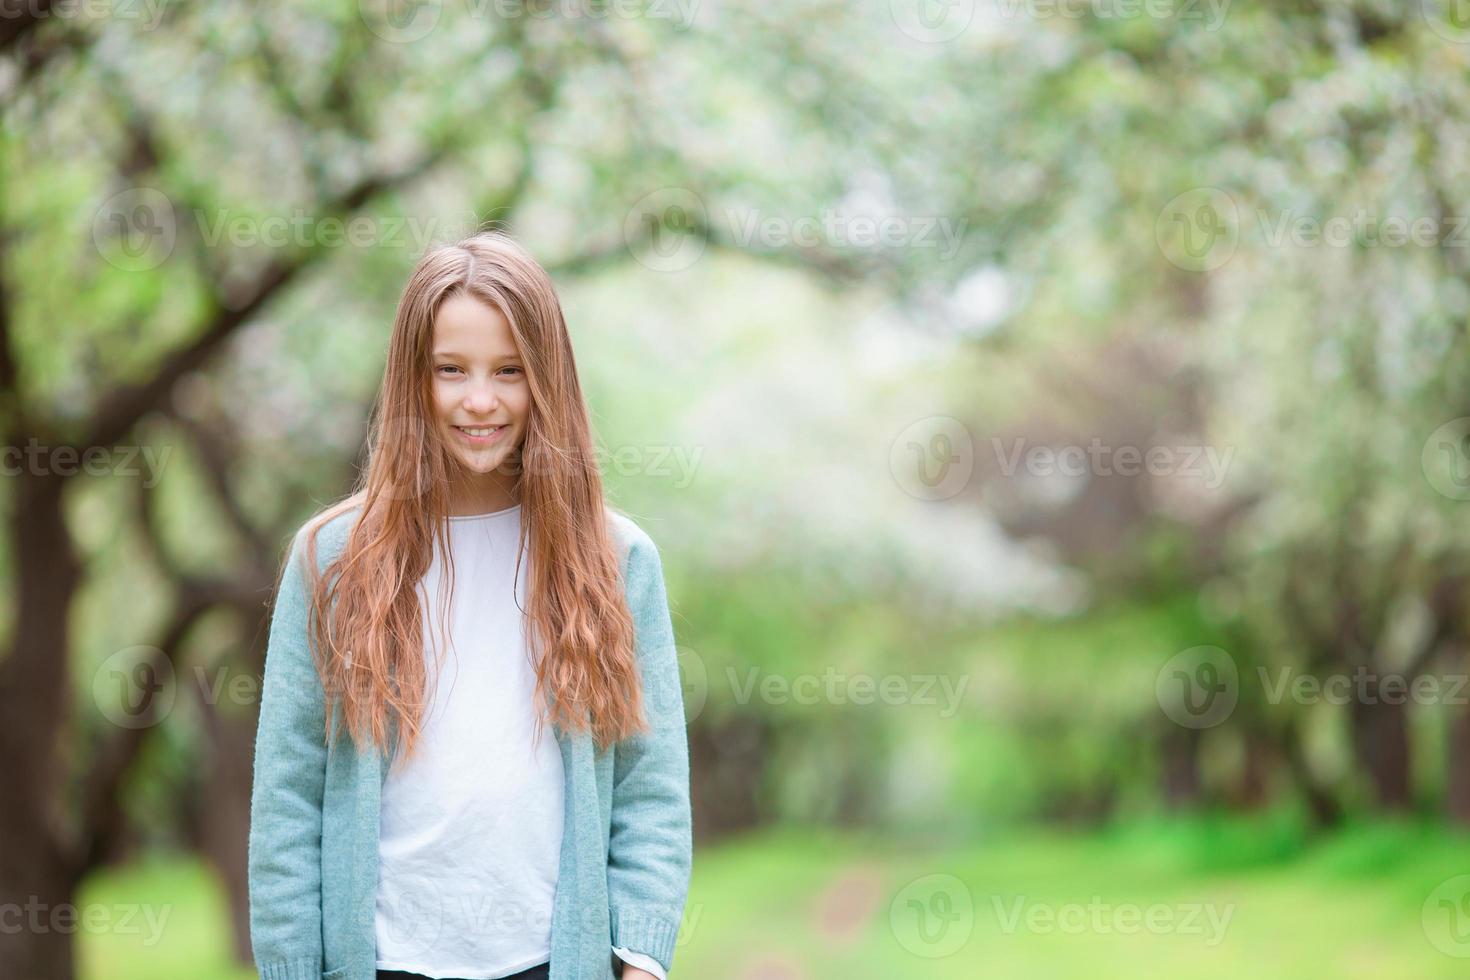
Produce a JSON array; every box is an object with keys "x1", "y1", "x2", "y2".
[{"x1": 247, "y1": 231, "x2": 692, "y2": 980}]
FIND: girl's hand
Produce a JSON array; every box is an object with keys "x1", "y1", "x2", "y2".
[{"x1": 620, "y1": 967, "x2": 660, "y2": 980}]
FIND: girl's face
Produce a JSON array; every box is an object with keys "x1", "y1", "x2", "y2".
[{"x1": 431, "y1": 292, "x2": 530, "y2": 494}]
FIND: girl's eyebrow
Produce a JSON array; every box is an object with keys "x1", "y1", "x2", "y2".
[{"x1": 432, "y1": 350, "x2": 522, "y2": 361}]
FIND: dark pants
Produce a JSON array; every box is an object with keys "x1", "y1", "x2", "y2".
[{"x1": 377, "y1": 963, "x2": 550, "y2": 980}]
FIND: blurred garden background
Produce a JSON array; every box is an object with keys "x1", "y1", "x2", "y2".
[{"x1": 5, "y1": 0, "x2": 1470, "y2": 977}]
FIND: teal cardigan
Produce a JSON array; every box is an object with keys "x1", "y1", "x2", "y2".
[{"x1": 247, "y1": 506, "x2": 692, "y2": 980}]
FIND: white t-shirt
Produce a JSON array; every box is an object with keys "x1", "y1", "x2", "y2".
[
  {"x1": 373, "y1": 503, "x2": 667, "y2": 980},
  {"x1": 375, "y1": 503, "x2": 560, "y2": 979}
]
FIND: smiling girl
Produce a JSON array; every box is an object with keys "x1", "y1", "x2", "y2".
[{"x1": 247, "y1": 230, "x2": 692, "y2": 980}]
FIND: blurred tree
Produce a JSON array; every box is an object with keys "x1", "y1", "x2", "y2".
[{"x1": 0, "y1": 4, "x2": 940, "y2": 975}]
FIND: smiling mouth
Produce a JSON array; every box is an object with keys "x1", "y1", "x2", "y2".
[{"x1": 453, "y1": 425, "x2": 506, "y2": 437}]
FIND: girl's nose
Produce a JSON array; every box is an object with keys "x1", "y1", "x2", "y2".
[{"x1": 465, "y1": 380, "x2": 500, "y2": 413}]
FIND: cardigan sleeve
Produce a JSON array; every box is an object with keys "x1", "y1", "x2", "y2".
[
  {"x1": 606, "y1": 529, "x2": 693, "y2": 975},
  {"x1": 247, "y1": 526, "x2": 330, "y2": 980}
]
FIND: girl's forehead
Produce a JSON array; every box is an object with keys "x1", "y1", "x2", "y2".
[{"x1": 433, "y1": 295, "x2": 519, "y2": 355}]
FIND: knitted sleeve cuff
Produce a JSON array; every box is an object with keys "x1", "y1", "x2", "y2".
[
  {"x1": 609, "y1": 905, "x2": 681, "y2": 971},
  {"x1": 256, "y1": 955, "x2": 323, "y2": 980}
]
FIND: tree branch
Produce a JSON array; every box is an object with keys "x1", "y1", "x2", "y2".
[
  {"x1": 0, "y1": 0, "x2": 54, "y2": 55},
  {"x1": 78, "y1": 150, "x2": 447, "y2": 454}
]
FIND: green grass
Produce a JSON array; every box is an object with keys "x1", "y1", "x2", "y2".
[
  {"x1": 674, "y1": 820, "x2": 1470, "y2": 979},
  {"x1": 77, "y1": 858, "x2": 255, "y2": 980},
  {"x1": 78, "y1": 819, "x2": 1470, "y2": 979}
]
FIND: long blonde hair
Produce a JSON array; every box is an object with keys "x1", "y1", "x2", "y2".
[{"x1": 292, "y1": 230, "x2": 645, "y2": 764}]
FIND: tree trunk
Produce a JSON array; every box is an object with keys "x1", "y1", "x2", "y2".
[
  {"x1": 1234, "y1": 729, "x2": 1271, "y2": 809},
  {"x1": 0, "y1": 473, "x2": 82, "y2": 980},
  {"x1": 197, "y1": 691, "x2": 258, "y2": 965},
  {"x1": 1272, "y1": 714, "x2": 1342, "y2": 830},
  {"x1": 1448, "y1": 698, "x2": 1470, "y2": 825},
  {"x1": 687, "y1": 715, "x2": 769, "y2": 845},
  {"x1": 1349, "y1": 693, "x2": 1412, "y2": 811},
  {"x1": 1160, "y1": 725, "x2": 1202, "y2": 808}
]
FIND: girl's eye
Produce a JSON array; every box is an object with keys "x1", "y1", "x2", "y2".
[{"x1": 435, "y1": 365, "x2": 519, "y2": 378}]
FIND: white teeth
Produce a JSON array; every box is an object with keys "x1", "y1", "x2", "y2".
[{"x1": 457, "y1": 426, "x2": 501, "y2": 437}]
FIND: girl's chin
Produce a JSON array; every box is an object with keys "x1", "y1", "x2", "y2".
[{"x1": 453, "y1": 452, "x2": 503, "y2": 472}]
